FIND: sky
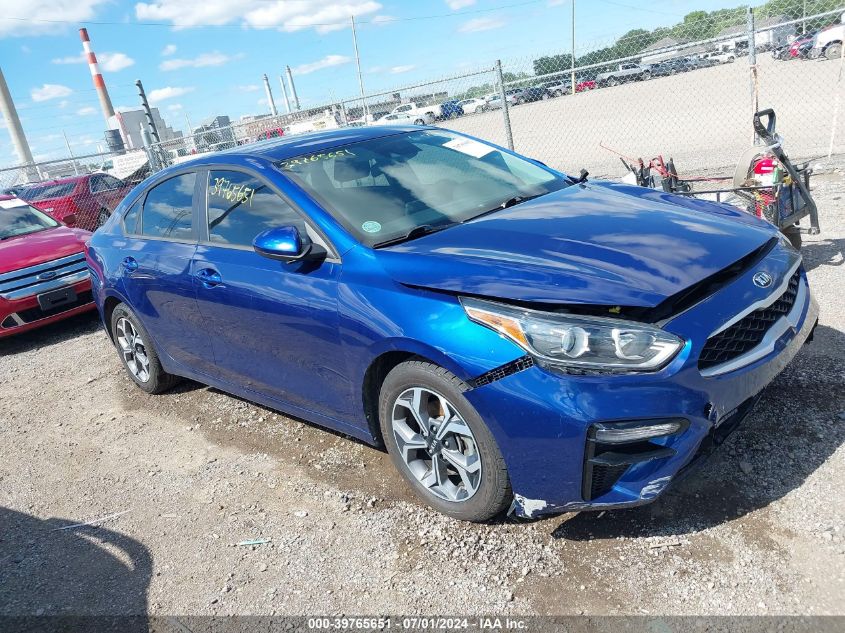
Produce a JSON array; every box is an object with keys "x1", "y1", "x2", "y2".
[{"x1": 0, "y1": 0, "x2": 759, "y2": 163}]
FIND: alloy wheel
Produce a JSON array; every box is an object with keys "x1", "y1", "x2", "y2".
[
  {"x1": 391, "y1": 387, "x2": 482, "y2": 502},
  {"x1": 116, "y1": 317, "x2": 150, "y2": 382}
]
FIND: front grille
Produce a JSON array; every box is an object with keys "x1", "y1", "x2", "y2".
[
  {"x1": 0, "y1": 253, "x2": 89, "y2": 301},
  {"x1": 12, "y1": 290, "x2": 94, "y2": 324},
  {"x1": 698, "y1": 268, "x2": 801, "y2": 371}
]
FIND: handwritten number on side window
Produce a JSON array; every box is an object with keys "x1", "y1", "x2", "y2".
[{"x1": 210, "y1": 177, "x2": 255, "y2": 207}]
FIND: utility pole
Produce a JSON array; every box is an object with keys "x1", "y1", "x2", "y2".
[
  {"x1": 135, "y1": 79, "x2": 160, "y2": 143},
  {"x1": 351, "y1": 15, "x2": 369, "y2": 120},
  {"x1": 570, "y1": 0, "x2": 576, "y2": 95}
]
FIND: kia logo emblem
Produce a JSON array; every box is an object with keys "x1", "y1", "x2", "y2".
[{"x1": 753, "y1": 271, "x2": 773, "y2": 288}]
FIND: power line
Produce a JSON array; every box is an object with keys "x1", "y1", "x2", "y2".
[{"x1": 0, "y1": 0, "x2": 544, "y2": 29}]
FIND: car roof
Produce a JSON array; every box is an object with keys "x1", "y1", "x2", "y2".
[{"x1": 175, "y1": 125, "x2": 425, "y2": 167}]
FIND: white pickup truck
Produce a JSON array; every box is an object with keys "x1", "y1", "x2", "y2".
[
  {"x1": 389, "y1": 102, "x2": 439, "y2": 124},
  {"x1": 596, "y1": 62, "x2": 652, "y2": 87}
]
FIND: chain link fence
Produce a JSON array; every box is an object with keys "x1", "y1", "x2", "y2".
[{"x1": 2, "y1": 1, "x2": 844, "y2": 228}]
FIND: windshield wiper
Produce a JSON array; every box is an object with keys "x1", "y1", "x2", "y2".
[
  {"x1": 466, "y1": 192, "x2": 547, "y2": 222},
  {"x1": 373, "y1": 223, "x2": 455, "y2": 248}
]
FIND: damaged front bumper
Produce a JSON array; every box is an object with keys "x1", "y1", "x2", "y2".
[{"x1": 466, "y1": 266, "x2": 818, "y2": 520}]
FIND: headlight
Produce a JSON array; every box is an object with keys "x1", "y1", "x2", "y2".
[{"x1": 461, "y1": 297, "x2": 683, "y2": 372}]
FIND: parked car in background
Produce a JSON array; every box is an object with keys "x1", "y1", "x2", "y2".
[
  {"x1": 372, "y1": 112, "x2": 435, "y2": 126},
  {"x1": 701, "y1": 50, "x2": 736, "y2": 64},
  {"x1": 19, "y1": 174, "x2": 131, "y2": 231},
  {"x1": 0, "y1": 197, "x2": 94, "y2": 338},
  {"x1": 87, "y1": 125, "x2": 817, "y2": 522},
  {"x1": 514, "y1": 86, "x2": 551, "y2": 104},
  {"x1": 256, "y1": 128, "x2": 285, "y2": 141},
  {"x1": 457, "y1": 98, "x2": 488, "y2": 114},
  {"x1": 651, "y1": 57, "x2": 695, "y2": 77},
  {"x1": 596, "y1": 62, "x2": 652, "y2": 86},
  {"x1": 541, "y1": 79, "x2": 570, "y2": 97},
  {"x1": 575, "y1": 79, "x2": 597, "y2": 92},
  {"x1": 389, "y1": 102, "x2": 440, "y2": 122},
  {"x1": 778, "y1": 32, "x2": 818, "y2": 60},
  {"x1": 439, "y1": 100, "x2": 464, "y2": 119},
  {"x1": 810, "y1": 22, "x2": 844, "y2": 60},
  {"x1": 485, "y1": 94, "x2": 504, "y2": 110}
]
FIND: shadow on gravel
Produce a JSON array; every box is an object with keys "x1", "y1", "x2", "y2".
[
  {"x1": 0, "y1": 507, "x2": 151, "y2": 626},
  {"x1": 552, "y1": 324, "x2": 845, "y2": 542},
  {"x1": 0, "y1": 311, "x2": 100, "y2": 358},
  {"x1": 801, "y1": 237, "x2": 844, "y2": 272}
]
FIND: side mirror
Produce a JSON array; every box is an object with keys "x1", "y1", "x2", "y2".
[{"x1": 253, "y1": 226, "x2": 325, "y2": 263}]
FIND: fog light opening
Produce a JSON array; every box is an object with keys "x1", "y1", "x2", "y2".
[{"x1": 593, "y1": 419, "x2": 685, "y2": 445}]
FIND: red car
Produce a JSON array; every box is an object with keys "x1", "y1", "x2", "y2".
[
  {"x1": 19, "y1": 173, "x2": 131, "y2": 232},
  {"x1": 0, "y1": 197, "x2": 95, "y2": 338},
  {"x1": 575, "y1": 80, "x2": 596, "y2": 92}
]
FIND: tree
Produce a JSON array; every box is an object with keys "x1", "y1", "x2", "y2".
[{"x1": 533, "y1": 54, "x2": 574, "y2": 76}]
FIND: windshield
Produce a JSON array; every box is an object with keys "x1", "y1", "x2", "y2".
[
  {"x1": 275, "y1": 130, "x2": 569, "y2": 247},
  {"x1": 0, "y1": 203, "x2": 60, "y2": 240}
]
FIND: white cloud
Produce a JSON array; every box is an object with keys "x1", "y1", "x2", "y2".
[
  {"x1": 292, "y1": 54, "x2": 350, "y2": 75},
  {"x1": 0, "y1": 0, "x2": 110, "y2": 37},
  {"x1": 147, "y1": 86, "x2": 194, "y2": 103},
  {"x1": 458, "y1": 16, "x2": 505, "y2": 33},
  {"x1": 161, "y1": 43, "x2": 177, "y2": 56},
  {"x1": 77, "y1": 106, "x2": 97, "y2": 116},
  {"x1": 52, "y1": 51, "x2": 135, "y2": 72},
  {"x1": 237, "y1": 84, "x2": 261, "y2": 92},
  {"x1": 167, "y1": 103, "x2": 183, "y2": 111},
  {"x1": 446, "y1": 0, "x2": 475, "y2": 9},
  {"x1": 370, "y1": 14, "x2": 395, "y2": 25},
  {"x1": 135, "y1": 0, "x2": 381, "y2": 34},
  {"x1": 30, "y1": 84, "x2": 73, "y2": 102},
  {"x1": 390, "y1": 65, "x2": 416, "y2": 74},
  {"x1": 160, "y1": 51, "x2": 238, "y2": 71}
]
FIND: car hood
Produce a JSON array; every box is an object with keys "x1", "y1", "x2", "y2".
[
  {"x1": 374, "y1": 182, "x2": 776, "y2": 308},
  {"x1": 0, "y1": 226, "x2": 90, "y2": 275}
]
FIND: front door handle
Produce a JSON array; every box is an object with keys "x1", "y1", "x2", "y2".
[
  {"x1": 122, "y1": 257, "x2": 138, "y2": 272},
  {"x1": 195, "y1": 268, "x2": 223, "y2": 288}
]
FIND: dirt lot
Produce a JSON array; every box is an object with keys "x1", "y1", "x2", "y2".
[
  {"x1": 1, "y1": 174, "x2": 844, "y2": 618},
  {"x1": 448, "y1": 54, "x2": 845, "y2": 177}
]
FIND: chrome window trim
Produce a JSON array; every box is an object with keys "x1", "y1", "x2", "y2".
[{"x1": 700, "y1": 273, "x2": 809, "y2": 378}]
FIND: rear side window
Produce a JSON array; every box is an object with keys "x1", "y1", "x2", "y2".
[
  {"x1": 206, "y1": 170, "x2": 304, "y2": 247},
  {"x1": 122, "y1": 198, "x2": 141, "y2": 234},
  {"x1": 141, "y1": 173, "x2": 195, "y2": 239},
  {"x1": 21, "y1": 182, "x2": 76, "y2": 201}
]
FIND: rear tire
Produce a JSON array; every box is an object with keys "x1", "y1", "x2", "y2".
[
  {"x1": 414, "y1": 118, "x2": 425, "y2": 125},
  {"x1": 110, "y1": 303, "x2": 179, "y2": 394},
  {"x1": 607, "y1": 76, "x2": 619, "y2": 87},
  {"x1": 379, "y1": 360, "x2": 512, "y2": 522},
  {"x1": 782, "y1": 225, "x2": 802, "y2": 250}
]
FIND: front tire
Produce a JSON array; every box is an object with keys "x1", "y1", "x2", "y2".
[
  {"x1": 826, "y1": 42, "x2": 842, "y2": 60},
  {"x1": 110, "y1": 303, "x2": 179, "y2": 394},
  {"x1": 379, "y1": 360, "x2": 511, "y2": 522}
]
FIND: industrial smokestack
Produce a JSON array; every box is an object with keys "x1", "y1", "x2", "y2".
[
  {"x1": 286, "y1": 66, "x2": 300, "y2": 111},
  {"x1": 0, "y1": 67, "x2": 36, "y2": 174},
  {"x1": 262, "y1": 74, "x2": 278, "y2": 116},
  {"x1": 278, "y1": 75, "x2": 291, "y2": 114},
  {"x1": 79, "y1": 28, "x2": 116, "y2": 125}
]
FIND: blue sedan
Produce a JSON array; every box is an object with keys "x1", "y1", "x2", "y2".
[{"x1": 85, "y1": 125, "x2": 818, "y2": 521}]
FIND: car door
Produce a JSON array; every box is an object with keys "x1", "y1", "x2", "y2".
[
  {"x1": 191, "y1": 167, "x2": 350, "y2": 421},
  {"x1": 97, "y1": 174, "x2": 130, "y2": 212},
  {"x1": 120, "y1": 170, "x2": 214, "y2": 375}
]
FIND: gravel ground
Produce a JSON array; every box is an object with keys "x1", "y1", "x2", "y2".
[
  {"x1": 0, "y1": 173, "x2": 843, "y2": 618},
  {"x1": 447, "y1": 54, "x2": 845, "y2": 178}
]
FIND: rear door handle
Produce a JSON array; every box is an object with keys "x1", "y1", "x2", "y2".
[
  {"x1": 122, "y1": 257, "x2": 138, "y2": 272},
  {"x1": 195, "y1": 268, "x2": 223, "y2": 288}
]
